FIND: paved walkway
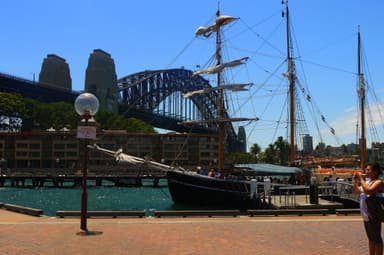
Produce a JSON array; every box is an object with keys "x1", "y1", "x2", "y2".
[{"x1": 0, "y1": 209, "x2": 372, "y2": 255}]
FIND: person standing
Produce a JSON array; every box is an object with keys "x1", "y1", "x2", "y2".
[{"x1": 354, "y1": 163, "x2": 384, "y2": 255}]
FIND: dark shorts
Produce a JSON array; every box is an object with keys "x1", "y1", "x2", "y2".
[{"x1": 364, "y1": 220, "x2": 383, "y2": 244}]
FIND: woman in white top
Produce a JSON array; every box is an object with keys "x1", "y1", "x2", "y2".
[{"x1": 354, "y1": 163, "x2": 384, "y2": 255}]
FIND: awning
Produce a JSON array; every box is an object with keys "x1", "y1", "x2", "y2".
[{"x1": 234, "y1": 163, "x2": 303, "y2": 176}]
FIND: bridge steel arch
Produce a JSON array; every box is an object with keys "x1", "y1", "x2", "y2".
[{"x1": 117, "y1": 68, "x2": 242, "y2": 151}]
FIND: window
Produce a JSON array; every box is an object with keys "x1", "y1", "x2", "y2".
[
  {"x1": 30, "y1": 143, "x2": 40, "y2": 150},
  {"x1": 66, "y1": 152, "x2": 77, "y2": 157},
  {"x1": 29, "y1": 151, "x2": 40, "y2": 158},
  {"x1": 54, "y1": 144, "x2": 65, "y2": 150},
  {"x1": 66, "y1": 144, "x2": 78, "y2": 149},
  {"x1": 16, "y1": 151, "x2": 28, "y2": 157},
  {"x1": 16, "y1": 143, "x2": 28, "y2": 149}
]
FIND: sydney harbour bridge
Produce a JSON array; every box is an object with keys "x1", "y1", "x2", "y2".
[{"x1": 0, "y1": 68, "x2": 246, "y2": 152}]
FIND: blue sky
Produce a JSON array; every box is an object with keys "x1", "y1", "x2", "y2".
[{"x1": 1, "y1": 0, "x2": 384, "y2": 150}]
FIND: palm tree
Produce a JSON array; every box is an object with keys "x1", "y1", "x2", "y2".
[
  {"x1": 274, "y1": 136, "x2": 290, "y2": 165},
  {"x1": 250, "y1": 143, "x2": 261, "y2": 162}
]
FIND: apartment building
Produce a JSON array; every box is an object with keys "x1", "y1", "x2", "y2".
[{"x1": 0, "y1": 130, "x2": 219, "y2": 173}]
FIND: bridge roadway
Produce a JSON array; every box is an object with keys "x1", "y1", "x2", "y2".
[{"x1": 0, "y1": 208, "x2": 368, "y2": 255}]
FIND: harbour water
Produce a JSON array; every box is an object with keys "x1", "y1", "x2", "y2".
[{"x1": 0, "y1": 179, "x2": 175, "y2": 216}]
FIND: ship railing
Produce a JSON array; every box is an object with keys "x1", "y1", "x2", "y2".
[
  {"x1": 249, "y1": 181, "x2": 280, "y2": 208},
  {"x1": 249, "y1": 180, "x2": 274, "y2": 197},
  {"x1": 276, "y1": 185, "x2": 309, "y2": 208},
  {"x1": 249, "y1": 181, "x2": 313, "y2": 208},
  {"x1": 318, "y1": 180, "x2": 358, "y2": 203}
]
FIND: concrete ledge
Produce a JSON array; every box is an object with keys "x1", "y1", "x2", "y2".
[
  {"x1": 56, "y1": 210, "x2": 146, "y2": 218},
  {"x1": 335, "y1": 208, "x2": 360, "y2": 215},
  {"x1": 153, "y1": 210, "x2": 241, "y2": 218},
  {"x1": 3, "y1": 203, "x2": 43, "y2": 217},
  {"x1": 247, "y1": 209, "x2": 329, "y2": 217}
]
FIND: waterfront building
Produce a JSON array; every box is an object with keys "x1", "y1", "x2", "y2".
[
  {"x1": 347, "y1": 143, "x2": 358, "y2": 154},
  {"x1": 0, "y1": 130, "x2": 219, "y2": 174}
]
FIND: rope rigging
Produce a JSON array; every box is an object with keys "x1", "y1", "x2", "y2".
[
  {"x1": 355, "y1": 37, "x2": 383, "y2": 147},
  {"x1": 121, "y1": 4, "x2": 384, "y2": 158}
]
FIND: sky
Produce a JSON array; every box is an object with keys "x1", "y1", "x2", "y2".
[{"x1": 1, "y1": 0, "x2": 384, "y2": 151}]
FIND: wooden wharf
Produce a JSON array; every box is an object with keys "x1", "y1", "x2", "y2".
[{"x1": 0, "y1": 173, "x2": 167, "y2": 188}]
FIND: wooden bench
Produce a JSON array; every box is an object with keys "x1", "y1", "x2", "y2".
[
  {"x1": 56, "y1": 210, "x2": 146, "y2": 218},
  {"x1": 3, "y1": 203, "x2": 43, "y2": 217},
  {"x1": 153, "y1": 210, "x2": 241, "y2": 218},
  {"x1": 335, "y1": 208, "x2": 361, "y2": 215},
  {"x1": 247, "y1": 209, "x2": 329, "y2": 217}
]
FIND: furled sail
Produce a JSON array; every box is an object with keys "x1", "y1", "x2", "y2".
[
  {"x1": 183, "y1": 83, "x2": 253, "y2": 98},
  {"x1": 195, "y1": 15, "x2": 239, "y2": 37},
  {"x1": 179, "y1": 117, "x2": 259, "y2": 126},
  {"x1": 88, "y1": 144, "x2": 182, "y2": 172},
  {"x1": 192, "y1": 57, "x2": 249, "y2": 77}
]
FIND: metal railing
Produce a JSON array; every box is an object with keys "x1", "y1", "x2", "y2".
[{"x1": 318, "y1": 181, "x2": 359, "y2": 203}]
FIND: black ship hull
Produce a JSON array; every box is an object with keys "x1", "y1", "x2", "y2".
[{"x1": 167, "y1": 171, "x2": 261, "y2": 210}]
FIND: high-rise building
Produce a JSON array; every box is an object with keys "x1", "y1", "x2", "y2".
[
  {"x1": 237, "y1": 126, "x2": 246, "y2": 152},
  {"x1": 39, "y1": 54, "x2": 72, "y2": 90},
  {"x1": 85, "y1": 49, "x2": 119, "y2": 113},
  {"x1": 302, "y1": 134, "x2": 313, "y2": 154}
]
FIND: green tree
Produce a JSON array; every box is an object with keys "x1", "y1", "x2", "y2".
[
  {"x1": 340, "y1": 144, "x2": 348, "y2": 154},
  {"x1": 326, "y1": 145, "x2": 331, "y2": 157},
  {"x1": 0, "y1": 92, "x2": 26, "y2": 132},
  {"x1": 0, "y1": 93, "x2": 155, "y2": 133},
  {"x1": 0, "y1": 92, "x2": 25, "y2": 114},
  {"x1": 228, "y1": 152, "x2": 254, "y2": 164},
  {"x1": 22, "y1": 99, "x2": 78, "y2": 131},
  {"x1": 96, "y1": 110, "x2": 155, "y2": 133},
  {"x1": 255, "y1": 137, "x2": 290, "y2": 165},
  {"x1": 274, "y1": 136, "x2": 290, "y2": 165},
  {"x1": 262, "y1": 144, "x2": 276, "y2": 163},
  {"x1": 50, "y1": 102, "x2": 78, "y2": 130},
  {"x1": 250, "y1": 143, "x2": 261, "y2": 154}
]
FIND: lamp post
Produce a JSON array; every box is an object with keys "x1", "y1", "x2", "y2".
[{"x1": 74, "y1": 93, "x2": 99, "y2": 234}]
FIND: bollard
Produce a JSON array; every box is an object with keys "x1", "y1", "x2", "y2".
[{"x1": 309, "y1": 176, "x2": 319, "y2": 204}]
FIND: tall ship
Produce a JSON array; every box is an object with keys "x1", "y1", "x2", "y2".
[
  {"x1": 165, "y1": 2, "x2": 297, "y2": 209},
  {"x1": 91, "y1": 0, "x2": 384, "y2": 210},
  {"x1": 92, "y1": 1, "x2": 306, "y2": 210}
]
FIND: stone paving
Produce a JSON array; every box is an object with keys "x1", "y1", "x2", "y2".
[{"x1": 0, "y1": 209, "x2": 373, "y2": 255}]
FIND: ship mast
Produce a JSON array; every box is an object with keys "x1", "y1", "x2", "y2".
[
  {"x1": 189, "y1": 2, "x2": 254, "y2": 171},
  {"x1": 357, "y1": 27, "x2": 366, "y2": 171},
  {"x1": 216, "y1": 7, "x2": 225, "y2": 172},
  {"x1": 284, "y1": 2, "x2": 296, "y2": 164}
]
